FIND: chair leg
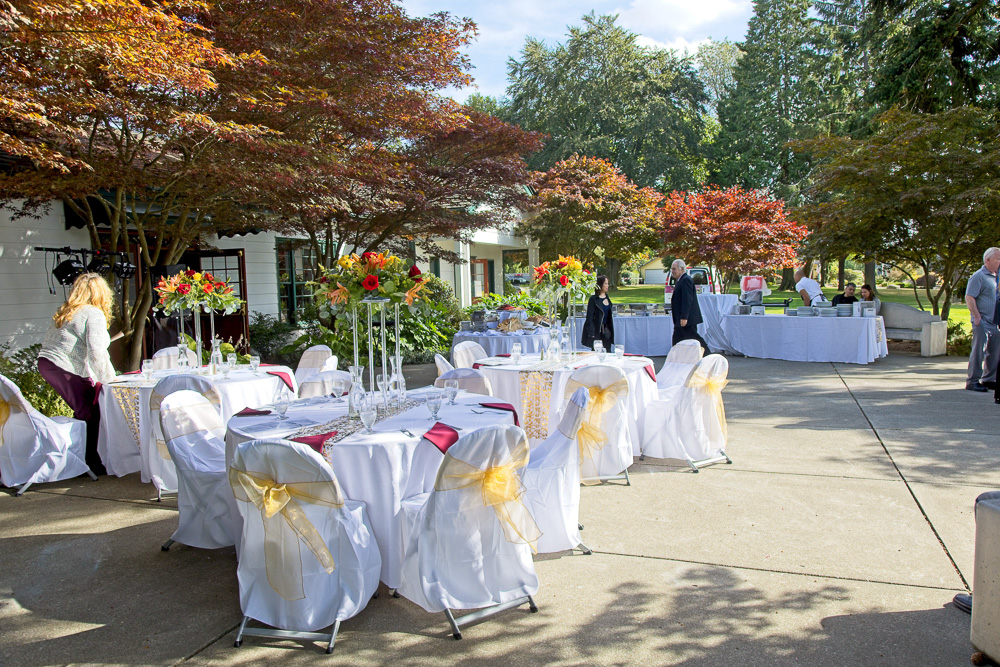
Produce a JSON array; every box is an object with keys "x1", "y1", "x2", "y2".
[
  {"x1": 623, "y1": 468, "x2": 631, "y2": 486},
  {"x1": 326, "y1": 620, "x2": 341, "y2": 654},
  {"x1": 528, "y1": 595, "x2": 538, "y2": 612},
  {"x1": 390, "y1": 588, "x2": 400, "y2": 598},
  {"x1": 687, "y1": 460, "x2": 700, "y2": 473},
  {"x1": 444, "y1": 609, "x2": 462, "y2": 640},
  {"x1": 577, "y1": 541, "x2": 593, "y2": 555},
  {"x1": 234, "y1": 616, "x2": 249, "y2": 648},
  {"x1": 86, "y1": 468, "x2": 98, "y2": 481},
  {"x1": 15, "y1": 482, "x2": 32, "y2": 496},
  {"x1": 578, "y1": 523, "x2": 584, "y2": 530},
  {"x1": 161, "y1": 538, "x2": 175, "y2": 551}
]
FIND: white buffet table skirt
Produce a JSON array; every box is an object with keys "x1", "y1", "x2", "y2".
[
  {"x1": 572, "y1": 294, "x2": 739, "y2": 356},
  {"x1": 225, "y1": 391, "x2": 514, "y2": 588},
  {"x1": 452, "y1": 330, "x2": 551, "y2": 357},
  {"x1": 723, "y1": 315, "x2": 889, "y2": 364},
  {"x1": 477, "y1": 353, "x2": 658, "y2": 455},
  {"x1": 97, "y1": 365, "x2": 296, "y2": 480}
]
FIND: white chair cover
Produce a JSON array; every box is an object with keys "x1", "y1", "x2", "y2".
[
  {"x1": 298, "y1": 370, "x2": 353, "y2": 399},
  {"x1": 148, "y1": 375, "x2": 222, "y2": 494},
  {"x1": 160, "y1": 390, "x2": 235, "y2": 549},
  {"x1": 0, "y1": 374, "x2": 90, "y2": 490},
  {"x1": 433, "y1": 368, "x2": 494, "y2": 396},
  {"x1": 230, "y1": 439, "x2": 381, "y2": 631},
  {"x1": 295, "y1": 345, "x2": 333, "y2": 386},
  {"x1": 641, "y1": 355, "x2": 729, "y2": 463},
  {"x1": 397, "y1": 424, "x2": 539, "y2": 613},
  {"x1": 522, "y1": 388, "x2": 589, "y2": 553},
  {"x1": 452, "y1": 341, "x2": 488, "y2": 369},
  {"x1": 434, "y1": 353, "x2": 454, "y2": 377},
  {"x1": 563, "y1": 365, "x2": 633, "y2": 482},
  {"x1": 151, "y1": 347, "x2": 199, "y2": 370},
  {"x1": 320, "y1": 356, "x2": 340, "y2": 373},
  {"x1": 657, "y1": 339, "x2": 704, "y2": 390}
]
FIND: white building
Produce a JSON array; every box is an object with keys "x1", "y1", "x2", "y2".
[{"x1": 0, "y1": 201, "x2": 536, "y2": 352}]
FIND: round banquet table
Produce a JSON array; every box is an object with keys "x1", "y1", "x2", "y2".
[
  {"x1": 723, "y1": 314, "x2": 889, "y2": 364},
  {"x1": 572, "y1": 293, "x2": 739, "y2": 356},
  {"x1": 452, "y1": 330, "x2": 551, "y2": 357},
  {"x1": 225, "y1": 389, "x2": 515, "y2": 588},
  {"x1": 476, "y1": 353, "x2": 658, "y2": 454},
  {"x1": 97, "y1": 365, "x2": 297, "y2": 480}
]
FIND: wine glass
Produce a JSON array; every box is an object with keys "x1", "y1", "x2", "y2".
[
  {"x1": 426, "y1": 391, "x2": 444, "y2": 421},
  {"x1": 593, "y1": 340, "x2": 604, "y2": 354},
  {"x1": 274, "y1": 386, "x2": 290, "y2": 420},
  {"x1": 177, "y1": 346, "x2": 189, "y2": 371},
  {"x1": 444, "y1": 379, "x2": 459, "y2": 405},
  {"x1": 376, "y1": 373, "x2": 387, "y2": 404},
  {"x1": 249, "y1": 355, "x2": 260, "y2": 374},
  {"x1": 331, "y1": 379, "x2": 345, "y2": 402},
  {"x1": 360, "y1": 397, "x2": 377, "y2": 434},
  {"x1": 510, "y1": 342, "x2": 522, "y2": 365},
  {"x1": 614, "y1": 344, "x2": 625, "y2": 360},
  {"x1": 141, "y1": 359, "x2": 153, "y2": 384},
  {"x1": 227, "y1": 353, "x2": 237, "y2": 370},
  {"x1": 597, "y1": 347, "x2": 607, "y2": 363}
]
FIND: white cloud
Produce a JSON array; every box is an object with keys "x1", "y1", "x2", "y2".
[
  {"x1": 614, "y1": 0, "x2": 751, "y2": 35},
  {"x1": 635, "y1": 34, "x2": 711, "y2": 55}
]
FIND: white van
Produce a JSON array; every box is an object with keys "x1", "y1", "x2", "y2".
[{"x1": 663, "y1": 267, "x2": 720, "y2": 304}]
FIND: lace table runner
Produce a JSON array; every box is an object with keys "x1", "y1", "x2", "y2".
[{"x1": 110, "y1": 386, "x2": 142, "y2": 448}]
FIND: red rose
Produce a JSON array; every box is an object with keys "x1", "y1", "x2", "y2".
[
  {"x1": 177, "y1": 284, "x2": 191, "y2": 295},
  {"x1": 362, "y1": 274, "x2": 379, "y2": 291},
  {"x1": 184, "y1": 270, "x2": 196, "y2": 277},
  {"x1": 318, "y1": 276, "x2": 329, "y2": 284},
  {"x1": 361, "y1": 252, "x2": 374, "y2": 262},
  {"x1": 202, "y1": 283, "x2": 214, "y2": 294},
  {"x1": 408, "y1": 265, "x2": 421, "y2": 278},
  {"x1": 203, "y1": 273, "x2": 214, "y2": 282},
  {"x1": 584, "y1": 269, "x2": 590, "y2": 274},
  {"x1": 413, "y1": 276, "x2": 422, "y2": 283},
  {"x1": 557, "y1": 261, "x2": 567, "y2": 268},
  {"x1": 559, "y1": 275, "x2": 569, "y2": 287}
]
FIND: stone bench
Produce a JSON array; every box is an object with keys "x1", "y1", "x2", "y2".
[{"x1": 880, "y1": 301, "x2": 947, "y2": 356}]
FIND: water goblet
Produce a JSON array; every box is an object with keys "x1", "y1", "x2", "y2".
[
  {"x1": 376, "y1": 373, "x2": 387, "y2": 403},
  {"x1": 510, "y1": 342, "x2": 522, "y2": 365},
  {"x1": 227, "y1": 353, "x2": 237, "y2": 369},
  {"x1": 141, "y1": 359, "x2": 153, "y2": 384},
  {"x1": 444, "y1": 379, "x2": 459, "y2": 405},
  {"x1": 177, "y1": 346, "x2": 189, "y2": 371},
  {"x1": 593, "y1": 340, "x2": 604, "y2": 354},
  {"x1": 331, "y1": 379, "x2": 345, "y2": 402},
  {"x1": 249, "y1": 355, "x2": 260, "y2": 374},
  {"x1": 597, "y1": 348, "x2": 607, "y2": 363},
  {"x1": 426, "y1": 391, "x2": 444, "y2": 421},
  {"x1": 360, "y1": 398, "x2": 377, "y2": 434},
  {"x1": 614, "y1": 344, "x2": 625, "y2": 360},
  {"x1": 274, "y1": 387, "x2": 290, "y2": 420}
]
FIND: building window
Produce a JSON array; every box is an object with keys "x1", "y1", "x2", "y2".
[
  {"x1": 430, "y1": 258, "x2": 440, "y2": 278},
  {"x1": 276, "y1": 238, "x2": 320, "y2": 324}
]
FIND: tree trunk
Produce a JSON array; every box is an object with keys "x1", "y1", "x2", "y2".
[
  {"x1": 778, "y1": 267, "x2": 796, "y2": 291},
  {"x1": 819, "y1": 258, "x2": 828, "y2": 287},
  {"x1": 864, "y1": 261, "x2": 877, "y2": 293},
  {"x1": 605, "y1": 257, "x2": 622, "y2": 289},
  {"x1": 837, "y1": 257, "x2": 846, "y2": 290}
]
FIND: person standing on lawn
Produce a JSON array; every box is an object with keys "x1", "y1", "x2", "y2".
[
  {"x1": 670, "y1": 259, "x2": 709, "y2": 354},
  {"x1": 582, "y1": 274, "x2": 615, "y2": 351},
  {"x1": 965, "y1": 247, "x2": 1000, "y2": 392}
]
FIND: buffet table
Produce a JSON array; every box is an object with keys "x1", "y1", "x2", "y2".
[
  {"x1": 225, "y1": 390, "x2": 514, "y2": 587},
  {"x1": 723, "y1": 315, "x2": 888, "y2": 364},
  {"x1": 571, "y1": 293, "x2": 739, "y2": 356},
  {"x1": 452, "y1": 329, "x2": 551, "y2": 357}
]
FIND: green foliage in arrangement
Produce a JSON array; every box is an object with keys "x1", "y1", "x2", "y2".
[
  {"x1": 0, "y1": 344, "x2": 73, "y2": 418},
  {"x1": 461, "y1": 293, "x2": 546, "y2": 319}
]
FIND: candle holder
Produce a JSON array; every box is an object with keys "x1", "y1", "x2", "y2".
[{"x1": 359, "y1": 295, "x2": 392, "y2": 411}]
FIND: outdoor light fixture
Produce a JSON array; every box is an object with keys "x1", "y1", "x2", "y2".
[
  {"x1": 36, "y1": 246, "x2": 137, "y2": 289},
  {"x1": 52, "y1": 257, "x2": 85, "y2": 285}
]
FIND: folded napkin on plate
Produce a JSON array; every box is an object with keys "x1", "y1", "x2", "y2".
[
  {"x1": 290, "y1": 430, "x2": 337, "y2": 454},
  {"x1": 424, "y1": 422, "x2": 460, "y2": 453},
  {"x1": 644, "y1": 365, "x2": 656, "y2": 382},
  {"x1": 479, "y1": 402, "x2": 520, "y2": 426},
  {"x1": 623, "y1": 353, "x2": 644, "y2": 357},
  {"x1": 236, "y1": 407, "x2": 271, "y2": 417},
  {"x1": 259, "y1": 363, "x2": 279, "y2": 367},
  {"x1": 267, "y1": 370, "x2": 295, "y2": 391}
]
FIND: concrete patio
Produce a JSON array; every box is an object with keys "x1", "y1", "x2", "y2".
[{"x1": 0, "y1": 352, "x2": 990, "y2": 665}]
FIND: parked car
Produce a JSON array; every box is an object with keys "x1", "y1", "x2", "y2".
[
  {"x1": 664, "y1": 266, "x2": 720, "y2": 304},
  {"x1": 505, "y1": 272, "x2": 532, "y2": 286}
]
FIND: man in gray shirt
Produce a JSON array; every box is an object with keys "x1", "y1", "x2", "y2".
[{"x1": 965, "y1": 247, "x2": 1000, "y2": 391}]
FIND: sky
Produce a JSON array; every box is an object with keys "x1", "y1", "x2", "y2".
[{"x1": 399, "y1": 0, "x2": 755, "y2": 101}]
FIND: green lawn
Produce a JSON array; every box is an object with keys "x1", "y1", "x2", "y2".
[{"x1": 608, "y1": 283, "x2": 971, "y2": 331}]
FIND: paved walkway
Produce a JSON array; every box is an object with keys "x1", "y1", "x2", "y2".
[{"x1": 0, "y1": 353, "x2": 989, "y2": 665}]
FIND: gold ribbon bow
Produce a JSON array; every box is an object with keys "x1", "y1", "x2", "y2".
[
  {"x1": 0, "y1": 398, "x2": 14, "y2": 447},
  {"x1": 565, "y1": 377, "x2": 629, "y2": 484},
  {"x1": 229, "y1": 467, "x2": 344, "y2": 601},
  {"x1": 687, "y1": 368, "x2": 729, "y2": 442},
  {"x1": 435, "y1": 437, "x2": 541, "y2": 552}
]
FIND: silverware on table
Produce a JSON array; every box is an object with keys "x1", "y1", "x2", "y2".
[{"x1": 400, "y1": 428, "x2": 416, "y2": 437}]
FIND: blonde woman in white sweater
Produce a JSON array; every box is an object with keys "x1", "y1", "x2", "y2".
[{"x1": 37, "y1": 273, "x2": 117, "y2": 474}]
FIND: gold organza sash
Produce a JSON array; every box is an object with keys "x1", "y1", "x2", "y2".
[
  {"x1": 435, "y1": 437, "x2": 541, "y2": 552},
  {"x1": 565, "y1": 377, "x2": 629, "y2": 484},
  {"x1": 0, "y1": 398, "x2": 13, "y2": 447},
  {"x1": 687, "y1": 367, "x2": 729, "y2": 442},
  {"x1": 229, "y1": 467, "x2": 343, "y2": 601}
]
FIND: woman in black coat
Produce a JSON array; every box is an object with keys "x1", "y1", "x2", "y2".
[{"x1": 581, "y1": 274, "x2": 614, "y2": 350}]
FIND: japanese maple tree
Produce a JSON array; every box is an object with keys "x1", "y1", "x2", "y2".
[{"x1": 659, "y1": 185, "x2": 808, "y2": 291}]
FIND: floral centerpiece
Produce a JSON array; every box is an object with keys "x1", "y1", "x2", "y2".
[
  {"x1": 154, "y1": 269, "x2": 244, "y2": 315},
  {"x1": 311, "y1": 252, "x2": 427, "y2": 316},
  {"x1": 532, "y1": 255, "x2": 590, "y2": 304}
]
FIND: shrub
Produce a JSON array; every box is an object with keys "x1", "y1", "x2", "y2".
[
  {"x1": 947, "y1": 320, "x2": 972, "y2": 357},
  {"x1": 248, "y1": 311, "x2": 298, "y2": 364},
  {"x1": 420, "y1": 275, "x2": 463, "y2": 328},
  {"x1": 915, "y1": 273, "x2": 938, "y2": 288},
  {"x1": 461, "y1": 292, "x2": 546, "y2": 320},
  {"x1": 842, "y1": 268, "x2": 864, "y2": 285},
  {"x1": 0, "y1": 343, "x2": 73, "y2": 418},
  {"x1": 619, "y1": 269, "x2": 637, "y2": 286}
]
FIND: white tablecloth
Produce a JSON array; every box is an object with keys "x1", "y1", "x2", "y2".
[
  {"x1": 452, "y1": 330, "x2": 551, "y2": 357},
  {"x1": 723, "y1": 315, "x2": 889, "y2": 364},
  {"x1": 477, "y1": 354, "x2": 658, "y2": 453},
  {"x1": 98, "y1": 365, "x2": 296, "y2": 479},
  {"x1": 572, "y1": 294, "x2": 739, "y2": 356},
  {"x1": 225, "y1": 391, "x2": 514, "y2": 588}
]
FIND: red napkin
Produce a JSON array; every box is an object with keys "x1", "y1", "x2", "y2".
[
  {"x1": 291, "y1": 430, "x2": 337, "y2": 454},
  {"x1": 495, "y1": 353, "x2": 511, "y2": 357},
  {"x1": 623, "y1": 353, "x2": 643, "y2": 357},
  {"x1": 423, "y1": 422, "x2": 460, "y2": 453},
  {"x1": 472, "y1": 363, "x2": 483, "y2": 370},
  {"x1": 267, "y1": 370, "x2": 295, "y2": 391},
  {"x1": 260, "y1": 363, "x2": 279, "y2": 367},
  {"x1": 644, "y1": 365, "x2": 656, "y2": 382},
  {"x1": 479, "y1": 402, "x2": 520, "y2": 426},
  {"x1": 123, "y1": 370, "x2": 141, "y2": 375},
  {"x1": 236, "y1": 407, "x2": 271, "y2": 417}
]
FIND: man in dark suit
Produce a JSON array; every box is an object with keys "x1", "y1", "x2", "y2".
[{"x1": 670, "y1": 259, "x2": 710, "y2": 354}]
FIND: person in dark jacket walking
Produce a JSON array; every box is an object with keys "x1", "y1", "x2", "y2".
[
  {"x1": 582, "y1": 274, "x2": 615, "y2": 351},
  {"x1": 670, "y1": 259, "x2": 709, "y2": 354}
]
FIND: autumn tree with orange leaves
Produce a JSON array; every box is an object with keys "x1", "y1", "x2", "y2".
[{"x1": 659, "y1": 185, "x2": 808, "y2": 292}]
